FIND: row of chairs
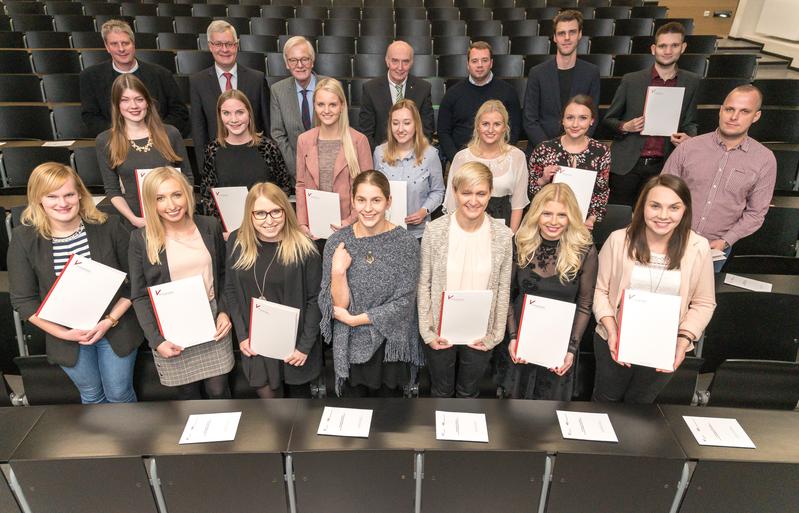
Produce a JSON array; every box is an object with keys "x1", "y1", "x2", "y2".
[{"x1": 2, "y1": 0, "x2": 651, "y2": 9}]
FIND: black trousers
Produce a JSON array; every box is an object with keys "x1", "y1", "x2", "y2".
[
  {"x1": 591, "y1": 332, "x2": 673, "y2": 404},
  {"x1": 608, "y1": 158, "x2": 664, "y2": 207},
  {"x1": 425, "y1": 344, "x2": 493, "y2": 398}
]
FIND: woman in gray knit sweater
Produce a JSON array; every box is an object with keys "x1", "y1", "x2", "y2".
[{"x1": 319, "y1": 170, "x2": 423, "y2": 396}]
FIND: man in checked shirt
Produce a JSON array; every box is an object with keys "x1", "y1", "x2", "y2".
[{"x1": 662, "y1": 85, "x2": 777, "y2": 272}]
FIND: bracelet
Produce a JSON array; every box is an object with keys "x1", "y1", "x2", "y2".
[{"x1": 103, "y1": 314, "x2": 119, "y2": 328}]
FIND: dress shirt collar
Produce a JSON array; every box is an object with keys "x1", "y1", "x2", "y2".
[
  {"x1": 468, "y1": 72, "x2": 494, "y2": 86},
  {"x1": 215, "y1": 63, "x2": 238, "y2": 79},
  {"x1": 712, "y1": 128, "x2": 751, "y2": 152},
  {"x1": 651, "y1": 65, "x2": 678, "y2": 81},
  {"x1": 388, "y1": 73, "x2": 407, "y2": 90},
  {"x1": 295, "y1": 73, "x2": 317, "y2": 95}
]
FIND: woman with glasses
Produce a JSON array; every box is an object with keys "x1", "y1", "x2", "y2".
[{"x1": 224, "y1": 183, "x2": 322, "y2": 398}]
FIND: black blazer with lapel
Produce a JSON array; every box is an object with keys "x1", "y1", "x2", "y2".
[
  {"x1": 7, "y1": 216, "x2": 143, "y2": 367},
  {"x1": 602, "y1": 67, "x2": 700, "y2": 176},
  {"x1": 189, "y1": 64, "x2": 271, "y2": 166},
  {"x1": 359, "y1": 75, "x2": 435, "y2": 150},
  {"x1": 128, "y1": 215, "x2": 227, "y2": 350}
]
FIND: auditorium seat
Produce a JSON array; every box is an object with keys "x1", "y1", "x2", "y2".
[
  {"x1": 157, "y1": 3, "x2": 192, "y2": 18},
  {"x1": 771, "y1": 147, "x2": 799, "y2": 191},
  {"x1": 468, "y1": 20, "x2": 502, "y2": 37},
  {"x1": 537, "y1": 19, "x2": 554, "y2": 37},
  {"x1": 0, "y1": 105, "x2": 53, "y2": 139},
  {"x1": 236, "y1": 51, "x2": 266, "y2": 74},
  {"x1": 157, "y1": 33, "x2": 198, "y2": 51},
  {"x1": 135, "y1": 15, "x2": 175, "y2": 35},
  {"x1": 721, "y1": 255, "x2": 799, "y2": 276},
  {"x1": 251, "y1": 18, "x2": 287, "y2": 37},
  {"x1": 0, "y1": 31, "x2": 25, "y2": 48},
  {"x1": 696, "y1": 77, "x2": 749, "y2": 105},
  {"x1": 707, "y1": 53, "x2": 758, "y2": 79},
  {"x1": 10, "y1": 14, "x2": 54, "y2": 31},
  {"x1": 52, "y1": 13, "x2": 93, "y2": 32},
  {"x1": 82, "y1": 1, "x2": 120, "y2": 16},
  {"x1": 288, "y1": 17, "x2": 324, "y2": 37},
  {"x1": 492, "y1": 7, "x2": 526, "y2": 22},
  {"x1": 612, "y1": 53, "x2": 653, "y2": 76},
  {"x1": 80, "y1": 49, "x2": 111, "y2": 69},
  {"x1": 191, "y1": 3, "x2": 226, "y2": 18},
  {"x1": 328, "y1": 6, "x2": 362, "y2": 20},
  {"x1": 173, "y1": 15, "x2": 211, "y2": 35},
  {"x1": 137, "y1": 49, "x2": 177, "y2": 73},
  {"x1": 1, "y1": 146, "x2": 70, "y2": 188},
  {"x1": 594, "y1": 6, "x2": 631, "y2": 19},
  {"x1": 525, "y1": 7, "x2": 560, "y2": 20},
  {"x1": 348, "y1": 77, "x2": 366, "y2": 105},
  {"x1": 655, "y1": 356, "x2": 703, "y2": 405},
  {"x1": 52, "y1": 104, "x2": 92, "y2": 139},
  {"x1": 400, "y1": 34, "x2": 433, "y2": 55},
  {"x1": 239, "y1": 34, "x2": 278, "y2": 53},
  {"x1": 548, "y1": 0, "x2": 578, "y2": 7},
  {"x1": 427, "y1": 76, "x2": 446, "y2": 105},
  {"x1": 360, "y1": 18, "x2": 395, "y2": 37},
  {"x1": 732, "y1": 206, "x2": 799, "y2": 256},
  {"x1": 131, "y1": 32, "x2": 158, "y2": 50},
  {"x1": 324, "y1": 18, "x2": 360, "y2": 37},
  {"x1": 5, "y1": 1, "x2": 45, "y2": 15},
  {"x1": 511, "y1": 36, "x2": 550, "y2": 55},
  {"x1": 260, "y1": 5, "x2": 295, "y2": 20},
  {"x1": 0, "y1": 74, "x2": 43, "y2": 102},
  {"x1": 431, "y1": 19, "x2": 466, "y2": 36},
  {"x1": 70, "y1": 30, "x2": 103, "y2": 48},
  {"x1": 428, "y1": 7, "x2": 460, "y2": 21},
  {"x1": 41, "y1": 73, "x2": 80, "y2": 102},
  {"x1": 296, "y1": 6, "x2": 329, "y2": 20},
  {"x1": 45, "y1": 1, "x2": 83, "y2": 15},
  {"x1": 314, "y1": 53, "x2": 353, "y2": 78},
  {"x1": 589, "y1": 35, "x2": 631, "y2": 55},
  {"x1": 599, "y1": 76, "x2": 621, "y2": 104},
  {"x1": 707, "y1": 359, "x2": 799, "y2": 410},
  {"x1": 174, "y1": 50, "x2": 211, "y2": 74},
  {"x1": 410, "y1": 54, "x2": 436, "y2": 76},
  {"x1": 655, "y1": 17, "x2": 694, "y2": 35},
  {"x1": 631, "y1": 5, "x2": 668, "y2": 19},
  {"x1": 348, "y1": 105, "x2": 360, "y2": 130},
  {"x1": 753, "y1": 78, "x2": 799, "y2": 107},
  {"x1": 396, "y1": 19, "x2": 431, "y2": 37},
  {"x1": 227, "y1": 5, "x2": 261, "y2": 19},
  {"x1": 684, "y1": 34, "x2": 718, "y2": 54},
  {"x1": 353, "y1": 53, "x2": 385, "y2": 78},
  {"x1": 14, "y1": 354, "x2": 81, "y2": 405},
  {"x1": 504, "y1": 76, "x2": 527, "y2": 105},
  {"x1": 459, "y1": 7, "x2": 492, "y2": 22},
  {"x1": 438, "y1": 54, "x2": 468, "y2": 78},
  {"x1": 355, "y1": 36, "x2": 391, "y2": 56},
  {"x1": 433, "y1": 35, "x2": 470, "y2": 56},
  {"x1": 524, "y1": 54, "x2": 552, "y2": 75},
  {"x1": 31, "y1": 48, "x2": 81, "y2": 73},
  {"x1": 492, "y1": 54, "x2": 523, "y2": 78},
  {"x1": 266, "y1": 52, "x2": 290, "y2": 77},
  {"x1": 580, "y1": 53, "x2": 613, "y2": 77},
  {"x1": 503, "y1": 19, "x2": 539, "y2": 38},
  {"x1": 477, "y1": 35, "x2": 510, "y2": 55},
  {"x1": 677, "y1": 54, "x2": 707, "y2": 77},
  {"x1": 630, "y1": 34, "x2": 654, "y2": 53},
  {"x1": 122, "y1": 3, "x2": 157, "y2": 17},
  {"x1": 613, "y1": 17, "x2": 653, "y2": 37},
  {"x1": 72, "y1": 145, "x2": 105, "y2": 190},
  {"x1": 592, "y1": 204, "x2": 632, "y2": 249}
]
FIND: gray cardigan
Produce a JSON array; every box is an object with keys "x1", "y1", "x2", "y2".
[{"x1": 417, "y1": 214, "x2": 513, "y2": 350}]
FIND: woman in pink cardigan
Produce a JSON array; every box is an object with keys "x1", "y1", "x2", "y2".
[
  {"x1": 592, "y1": 174, "x2": 716, "y2": 404},
  {"x1": 295, "y1": 78, "x2": 373, "y2": 240}
]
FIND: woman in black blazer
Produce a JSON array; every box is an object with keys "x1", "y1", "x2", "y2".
[
  {"x1": 128, "y1": 166, "x2": 234, "y2": 399},
  {"x1": 8, "y1": 162, "x2": 142, "y2": 404}
]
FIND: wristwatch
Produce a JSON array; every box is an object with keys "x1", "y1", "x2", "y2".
[{"x1": 103, "y1": 314, "x2": 119, "y2": 328}]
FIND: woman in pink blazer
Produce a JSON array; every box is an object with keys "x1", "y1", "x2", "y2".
[{"x1": 296, "y1": 78, "x2": 373, "y2": 239}]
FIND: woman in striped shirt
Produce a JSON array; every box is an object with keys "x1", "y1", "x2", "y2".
[{"x1": 8, "y1": 163, "x2": 142, "y2": 404}]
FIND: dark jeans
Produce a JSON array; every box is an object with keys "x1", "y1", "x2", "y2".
[
  {"x1": 174, "y1": 374, "x2": 231, "y2": 400},
  {"x1": 608, "y1": 158, "x2": 664, "y2": 207},
  {"x1": 591, "y1": 332, "x2": 672, "y2": 404},
  {"x1": 425, "y1": 344, "x2": 493, "y2": 398}
]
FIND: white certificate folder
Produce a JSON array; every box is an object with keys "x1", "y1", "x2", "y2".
[
  {"x1": 617, "y1": 289, "x2": 680, "y2": 370},
  {"x1": 36, "y1": 254, "x2": 127, "y2": 330},
  {"x1": 553, "y1": 167, "x2": 597, "y2": 221},
  {"x1": 437, "y1": 290, "x2": 493, "y2": 345},
  {"x1": 305, "y1": 189, "x2": 341, "y2": 239},
  {"x1": 386, "y1": 180, "x2": 408, "y2": 228},
  {"x1": 148, "y1": 275, "x2": 217, "y2": 349},
  {"x1": 642, "y1": 86, "x2": 685, "y2": 136},
  {"x1": 211, "y1": 186, "x2": 248, "y2": 232},
  {"x1": 515, "y1": 294, "x2": 576, "y2": 368},
  {"x1": 248, "y1": 298, "x2": 299, "y2": 359}
]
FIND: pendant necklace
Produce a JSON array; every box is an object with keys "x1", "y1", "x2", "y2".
[
  {"x1": 130, "y1": 137, "x2": 153, "y2": 153},
  {"x1": 649, "y1": 264, "x2": 667, "y2": 293},
  {"x1": 253, "y1": 244, "x2": 279, "y2": 299}
]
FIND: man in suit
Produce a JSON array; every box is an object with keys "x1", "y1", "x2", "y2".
[
  {"x1": 189, "y1": 20, "x2": 270, "y2": 167},
  {"x1": 359, "y1": 40, "x2": 435, "y2": 150},
  {"x1": 270, "y1": 36, "x2": 325, "y2": 180},
  {"x1": 523, "y1": 10, "x2": 600, "y2": 150},
  {"x1": 80, "y1": 19, "x2": 189, "y2": 137},
  {"x1": 603, "y1": 22, "x2": 700, "y2": 206}
]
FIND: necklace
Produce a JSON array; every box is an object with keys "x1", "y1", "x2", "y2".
[
  {"x1": 130, "y1": 137, "x2": 153, "y2": 153},
  {"x1": 648, "y1": 264, "x2": 667, "y2": 293},
  {"x1": 353, "y1": 222, "x2": 388, "y2": 264},
  {"x1": 253, "y1": 244, "x2": 279, "y2": 299}
]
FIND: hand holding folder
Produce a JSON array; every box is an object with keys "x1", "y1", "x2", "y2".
[
  {"x1": 437, "y1": 290, "x2": 493, "y2": 346},
  {"x1": 147, "y1": 275, "x2": 217, "y2": 350}
]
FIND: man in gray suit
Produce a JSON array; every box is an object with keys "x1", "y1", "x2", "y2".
[
  {"x1": 270, "y1": 36, "x2": 325, "y2": 180},
  {"x1": 189, "y1": 20, "x2": 270, "y2": 167},
  {"x1": 602, "y1": 22, "x2": 700, "y2": 206}
]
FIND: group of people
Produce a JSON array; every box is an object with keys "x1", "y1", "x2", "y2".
[{"x1": 6, "y1": 11, "x2": 780, "y2": 407}]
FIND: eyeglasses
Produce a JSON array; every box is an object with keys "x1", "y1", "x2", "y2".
[
  {"x1": 286, "y1": 57, "x2": 312, "y2": 67},
  {"x1": 252, "y1": 208, "x2": 284, "y2": 220},
  {"x1": 208, "y1": 41, "x2": 238, "y2": 50}
]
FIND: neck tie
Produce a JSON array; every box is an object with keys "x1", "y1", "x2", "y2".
[
  {"x1": 301, "y1": 89, "x2": 311, "y2": 131},
  {"x1": 222, "y1": 72, "x2": 233, "y2": 91},
  {"x1": 395, "y1": 83, "x2": 403, "y2": 103}
]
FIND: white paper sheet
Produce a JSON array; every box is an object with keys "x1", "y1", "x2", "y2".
[
  {"x1": 42, "y1": 140, "x2": 75, "y2": 147},
  {"x1": 179, "y1": 412, "x2": 242, "y2": 444},
  {"x1": 556, "y1": 411, "x2": 619, "y2": 443},
  {"x1": 711, "y1": 249, "x2": 727, "y2": 262},
  {"x1": 305, "y1": 189, "x2": 341, "y2": 239},
  {"x1": 317, "y1": 407, "x2": 373, "y2": 438},
  {"x1": 683, "y1": 416, "x2": 756, "y2": 449},
  {"x1": 249, "y1": 298, "x2": 299, "y2": 360},
  {"x1": 386, "y1": 180, "x2": 407, "y2": 228},
  {"x1": 617, "y1": 289, "x2": 681, "y2": 370},
  {"x1": 515, "y1": 294, "x2": 576, "y2": 369},
  {"x1": 723, "y1": 273, "x2": 773, "y2": 292},
  {"x1": 148, "y1": 275, "x2": 217, "y2": 348},
  {"x1": 435, "y1": 411, "x2": 489, "y2": 443},
  {"x1": 642, "y1": 86, "x2": 686, "y2": 136},
  {"x1": 91, "y1": 196, "x2": 106, "y2": 206},
  {"x1": 36, "y1": 254, "x2": 127, "y2": 330},
  {"x1": 438, "y1": 290, "x2": 493, "y2": 345},
  {"x1": 553, "y1": 166, "x2": 598, "y2": 221},
  {"x1": 211, "y1": 186, "x2": 248, "y2": 232}
]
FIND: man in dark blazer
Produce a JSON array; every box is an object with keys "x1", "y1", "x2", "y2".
[
  {"x1": 359, "y1": 40, "x2": 435, "y2": 151},
  {"x1": 602, "y1": 22, "x2": 700, "y2": 206},
  {"x1": 523, "y1": 10, "x2": 600, "y2": 150},
  {"x1": 189, "y1": 20, "x2": 270, "y2": 167},
  {"x1": 80, "y1": 19, "x2": 189, "y2": 137}
]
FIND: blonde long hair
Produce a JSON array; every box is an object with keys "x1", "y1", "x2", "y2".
[
  {"x1": 313, "y1": 77, "x2": 362, "y2": 178},
  {"x1": 515, "y1": 183, "x2": 592, "y2": 283},
  {"x1": 215, "y1": 89, "x2": 261, "y2": 148},
  {"x1": 141, "y1": 167, "x2": 195, "y2": 265},
  {"x1": 233, "y1": 182, "x2": 317, "y2": 269},
  {"x1": 22, "y1": 162, "x2": 107, "y2": 239},
  {"x1": 467, "y1": 99, "x2": 510, "y2": 156},
  {"x1": 382, "y1": 99, "x2": 429, "y2": 166}
]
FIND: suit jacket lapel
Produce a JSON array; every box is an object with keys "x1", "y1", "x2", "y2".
[
  {"x1": 36, "y1": 235, "x2": 56, "y2": 290},
  {"x1": 548, "y1": 60, "x2": 563, "y2": 108},
  {"x1": 207, "y1": 66, "x2": 222, "y2": 96},
  {"x1": 304, "y1": 131, "x2": 321, "y2": 188}
]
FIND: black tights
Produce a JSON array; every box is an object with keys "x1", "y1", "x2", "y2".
[{"x1": 174, "y1": 374, "x2": 231, "y2": 400}]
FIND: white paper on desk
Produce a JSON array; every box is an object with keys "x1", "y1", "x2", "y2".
[
  {"x1": 553, "y1": 167, "x2": 597, "y2": 221},
  {"x1": 683, "y1": 416, "x2": 756, "y2": 449},
  {"x1": 305, "y1": 189, "x2": 341, "y2": 239},
  {"x1": 386, "y1": 180, "x2": 407, "y2": 228},
  {"x1": 91, "y1": 195, "x2": 105, "y2": 206},
  {"x1": 249, "y1": 298, "x2": 299, "y2": 360},
  {"x1": 211, "y1": 186, "x2": 248, "y2": 232},
  {"x1": 724, "y1": 273, "x2": 773, "y2": 292},
  {"x1": 42, "y1": 140, "x2": 75, "y2": 147},
  {"x1": 617, "y1": 289, "x2": 680, "y2": 370},
  {"x1": 148, "y1": 275, "x2": 217, "y2": 348},
  {"x1": 515, "y1": 294, "x2": 576, "y2": 369},
  {"x1": 438, "y1": 290, "x2": 493, "y2": 345},
  {"x1": 711, "y1": 249, "x2": 727, "y2": 262},
  {"x1": 435, "y1": 411, "x2": 489, "y2": 443},
  {"x1": 317, "y1": 406, "x2": 372, "y2": 438},
  {"x1": 36, "y1": 254, "x2": 126, "y2": 330},
  {"x1": 557, "y1": 410, "x2": 619, "y2": 443},
  {"x1": 135, "y1": 167, "x2": 180, "y2": 217},
  {"x1": 179, "y1": 412, "x2": 242, "y2": 444},
  {"x1": 642, "y1": 86, "x2": 685, "y2": 136}
]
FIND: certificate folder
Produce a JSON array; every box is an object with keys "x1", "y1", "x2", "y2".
[
  {"x1": 641, "y1": 86, "x2": 685, "y2": 137},
  {"x1": 211, "y1": 186, "x2": 248, "y2": 233},
  {"x1": 617, "y1": 289, "x2": 680, "y2": 370},
  {"x1": 514, "y1": 294, "x2": 576, "y2": 368},
  {"x1": 147, "y1": 275, "x2": 217, "y2": 349},
  {"x1": 305, "y1": 189, "x2": 341, "y2": 239},
  {"x1": 553, "y1": 167, "x2": 597, "y2": 221},
  {"x1": 437, "y1": 290, "x2": 493, "y2": 345},
  {"x1": 248, "y1": 298, "x2": 300, "y2": 359},
  {"x1": 386, "y1": 180, "x2": 407, "y2": 228},
  {"x1": 36, "y1": 254, "x2": 127, "y2": 330}
]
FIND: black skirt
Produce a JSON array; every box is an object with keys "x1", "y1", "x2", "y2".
[{"x1": 349, "y1": 342, "x2": 411, "y2": 391}]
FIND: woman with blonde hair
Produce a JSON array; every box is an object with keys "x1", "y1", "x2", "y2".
[
  {"x1": 224, "y1": 182, "x2": 322, "y2": 398},
  {"x1": 443, "y1": 100, "x2": 529, "y2": 232},
  {"x1": 373, "y1": 99, "x2": 444, "y2": 239},
  {"x1": 200, "y1": 90, "x2": 292, "y2": 221},
  {"x1": 128, "y1": 167, "x2": 234, "y2": 399},
  {"x1": 96, "y1": 73, "x2": 192, "y2": 228},
  {"x1": 500, "y1": 183, "x2": 598, "y2": 400},
  {"x1": 295, "y1": 77, "x2": 372, "y2": 239},
  {"x1": 8, "y1": 162, "x2": 142, "y2": 403}
]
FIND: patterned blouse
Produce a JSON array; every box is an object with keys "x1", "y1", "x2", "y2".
[{"x1": 528, "y1": 137, "x2": 611, "y2": 223}]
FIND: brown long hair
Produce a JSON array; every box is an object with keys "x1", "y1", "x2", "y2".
[
  {"x1": 106, "y1": 74, "x2": 181, "y2": 168},
  {"x1": 626, "y1": 174, "x2": 693, "y2": 270}
]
